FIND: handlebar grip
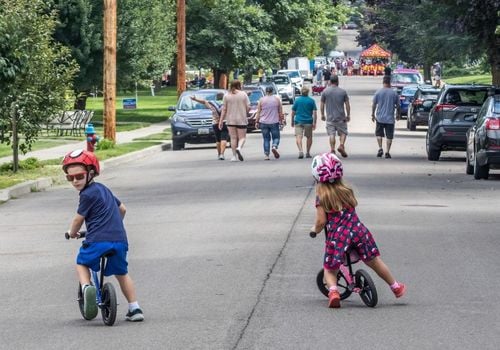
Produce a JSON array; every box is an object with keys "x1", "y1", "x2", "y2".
[
  {"x1": 309, "y1": 231, "x2": 317, "y2": 238},
  {"x1": 65, "y1": 231, "x2": 87, "y2": 240}
]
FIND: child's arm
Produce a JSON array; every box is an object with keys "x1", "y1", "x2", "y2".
[
  {"x1": 68, "y1": 214, "x2": 85, "y2": 238},
  {"x1": 311, "y1": 205, "x2": 327, "y2": 234},
  {"x1": 119, "y1": 203, "x2": 126, "y2": 219}
]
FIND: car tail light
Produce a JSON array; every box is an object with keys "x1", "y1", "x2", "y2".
[
  {"x1": 413, "y1": 99, "x2": 423, "y2": 105},
  {"x1": 486, "y1": 118, "x2": 500, "y2": 130},
  {"x1": 434, "y1": 104, "x2": 457, "y2": 112}
]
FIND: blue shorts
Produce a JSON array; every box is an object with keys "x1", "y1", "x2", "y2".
[{"x1": 76, "y1": 241, "x2": 129, "y2": 276}]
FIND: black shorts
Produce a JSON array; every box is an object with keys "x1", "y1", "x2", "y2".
[
  {"x1": 375, "y1": 121, "x2": 395, "y2": 139},
  {"x1": 226, "y1": 124, "x2": 247, "y2": 129},
  {"x1": 213, "y1": 123, "x2": 228, "y2": 142}
]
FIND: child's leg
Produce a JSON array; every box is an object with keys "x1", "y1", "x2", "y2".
[
  {"x1": 324, "y1": 268, "x2": 338, "y2": 289},
  {"x1": 76, "y1": 264, "x2": 91, "y2": 286},
  {"x1": 115, "y1": 274, "x2": 138, "y2": 303},
  {"x1": 364, "y1": 256, "x2": 395, "y2": 285}
]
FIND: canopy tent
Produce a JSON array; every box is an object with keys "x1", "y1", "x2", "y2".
[{"x1": 360, "y1": 44, "x2": 391, "y2": 58}]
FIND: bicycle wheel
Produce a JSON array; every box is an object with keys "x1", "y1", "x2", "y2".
[
  {"x1": 101, "y1": 282, "x2": 117, "y2": 326},
  {"x1": 316, "y1": 269, "x2": 352, "y2": 300},
  {"x1": 355, "y1": 269, "x2": 378, "y2": 307}
]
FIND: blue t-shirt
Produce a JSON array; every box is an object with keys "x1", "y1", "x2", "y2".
[
  {"x1": 373, "y1": 87, "x2": 399, "y2": 124},
  {"x1": 78, "y1": 182, "x2": 127, "y2": 243},
  {"x1": 292, "y1": 96, "x2": 317, "y2": 124}
]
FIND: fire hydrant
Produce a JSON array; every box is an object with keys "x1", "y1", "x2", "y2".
[{"x1": 85, "y1": 123, "x2": 99, "y2": 152}]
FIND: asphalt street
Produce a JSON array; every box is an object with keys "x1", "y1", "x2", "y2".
[{"x1": 1, "y1": 76, "x2": 499, "y2": 350}]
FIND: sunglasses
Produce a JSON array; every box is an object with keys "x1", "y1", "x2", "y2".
[{"x1": 66, "y1": 172, "x2": 87, "y2": 182}]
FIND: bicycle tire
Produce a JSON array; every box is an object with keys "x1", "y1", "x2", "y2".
[
  {"x1": 355, "y1": 269, "x2": 378, "y2": 307},
  {"x1": 316, "y1": 269, "x2": 351, "y2": 300},
  {"x1": 101, "y1": 283, "x2": 117, "y2": 326},
  {"x1": 77, "y1": 283, "x2": 96, "y2": 320}
]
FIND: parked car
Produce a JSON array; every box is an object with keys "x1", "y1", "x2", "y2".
[
  {"x1": 406, "y1": 85, "x2": 441, "y2": 130},
  {"x1": 466, "y1": 93, "x2": 500, "y2": 179},
  {"x1": 243, "y1": 86, "x2": 265, "y2": 131},
  {"x1": 399, "y1": 84, "x2": 419, "y2": 117},
  {"x1": 269, "y1": 74, "x2": 295, "y2": 104},
  {"x1": 426, "y1": 84, "x2": 493, "y2": 161},
  {"x1": 390, "y1": 69, "x2": 424, "y2": 95},
  {"x1": 169, "y1": 89, "x2": 227, "y2": 151},
  {"x1": 277, "y1": 69, "x2": 303, "y2": 93}
]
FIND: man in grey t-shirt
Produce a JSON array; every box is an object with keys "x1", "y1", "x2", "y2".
[
  {"x1": 320, "y1": 75, "x2": 351, "y2": 157},
  {"x1": 371, "y1": 75, "x2": 401, "y2": 158}
]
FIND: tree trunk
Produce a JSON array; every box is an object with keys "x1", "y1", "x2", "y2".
[
  {"x1": 10, "y1": 103, "x2": 19, "y2": 173},
  {"x1": 176, "y1": 0, "x2": 186, "y2": 98},
  {"x1": 491, "y1": 35, "x2": 500, "y2": 86},
  {"x1": 214, "y1": 69, "x2": 228, "y2": 89},
  {"x1": 423, "y1": 63, "x2": 432, "y2": 83}
]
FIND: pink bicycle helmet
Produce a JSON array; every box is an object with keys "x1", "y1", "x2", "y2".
[
  {"x1": 311, "y1": 153, "x2": 343, "y2": 183},
  {"x1": 62, "y1": 149, "x2": 100, "y2": 175}
]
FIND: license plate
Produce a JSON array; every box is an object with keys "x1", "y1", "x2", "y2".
[{"x1": 198, "y1": 128, "x2": 210, "y2": 135}]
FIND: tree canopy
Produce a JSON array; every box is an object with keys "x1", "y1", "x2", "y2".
[{"x1": 0, "y1": 0, "x2": 78, "y2": 171}]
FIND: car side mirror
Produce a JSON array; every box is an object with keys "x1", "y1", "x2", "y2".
[{"x1": 168, "y1": 106, "x2": 176, "y2": 111}]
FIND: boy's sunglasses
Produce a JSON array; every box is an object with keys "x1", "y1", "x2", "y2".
[{"x1": 66, "y1": 172, "x2": 87, "y2": 182}]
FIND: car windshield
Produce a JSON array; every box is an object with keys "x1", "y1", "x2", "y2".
[
  {"x1": 272, "y1": 76, "x2": 289, "y2": 84},
  {"x1": 246, "y1": 90, "x2": 264, "y2": 104},
  {"x1": 392, "y1": 73, "x2": 421, "y2": 84},
  {"x1": 493, "y1": 98, "x2": 500, "y2": 113},
  {"x1": 285, "y1": 71, "x2": 301, "y2": 78},
  {"x1": 445, "y1": 89, "x2": 488, "y2": 106},
  {"x1": 402, "y1": 87, "x2": 418, "y2": 96},
  {"x1": 421, "y1": 92, "x2": 439, "y2": 100},
  {"x1": 178, "y1": 92, "x2": 219, "y2": 111}
]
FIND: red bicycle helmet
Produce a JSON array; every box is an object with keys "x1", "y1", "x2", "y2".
[{"x1": 62, "y1": 149, "x2": 100, "y2": 175}]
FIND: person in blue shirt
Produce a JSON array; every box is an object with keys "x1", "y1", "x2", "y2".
[
  {"x1": 291, "y1": 86, "x2": 318, "y2": 158},
  {"x1": 63, "y1": 149, "x2": 144, "y2": 322}
]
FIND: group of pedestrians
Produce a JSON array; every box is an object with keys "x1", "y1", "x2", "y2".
[{"x1": 196, "y1": 74, "x2": 400, "y2": 162}]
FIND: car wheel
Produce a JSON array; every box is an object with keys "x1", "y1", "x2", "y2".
[
  {"x1": 473, "y1": 154, "x2": 489, "y2": 180},
  {"x1": 465, "y1": 149, "x2": 474, "y2": 175},
  {"x1": 408, "y1": 115, "x2": 416, "y2": 131},
  {"x1": 172, "y1": 141, "x2": 184, "y2": 151},
  {"x1": 426, "y1": 132, "x2": 440, "y2": 161}
]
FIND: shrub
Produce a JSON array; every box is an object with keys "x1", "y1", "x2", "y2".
[{"x1": 95, "y1": 138, "x2": 115, "y2": 151}]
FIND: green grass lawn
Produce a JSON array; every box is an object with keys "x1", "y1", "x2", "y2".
[
  {"x1": 86, "y1": 86, "x2": 178, "y2": 124},
  {"x1": 0, "y1": 141, "x2": 163, "y2": 190},
  {"x1": 444, "y1": 74, "x2": 492, "y2": 85}
]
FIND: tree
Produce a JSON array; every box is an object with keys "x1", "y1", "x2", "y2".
[
  {"x1": 53, "y1": 0, "x2": 177, "y2": 93},
  {"x1": 358, "y1": 0, "x2": 500, "y2": 83},
  {"x1": 0, "y1": 0, "x2": 78, "y2": 172}
]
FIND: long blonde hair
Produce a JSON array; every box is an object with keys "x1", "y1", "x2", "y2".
[{"x1": 316, "y1": 179, "x2": 358, "y2": 212}]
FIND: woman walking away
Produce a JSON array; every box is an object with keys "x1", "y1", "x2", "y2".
[
  {"x1": 219, "y1": 80, "x2": 250, "y2": 162},
  {"x1": 255, "y1": 86, "x2": 284, "y2": 160},
  {"x1": 309, "y1": 153, "x2": 406, "y2": 308}
]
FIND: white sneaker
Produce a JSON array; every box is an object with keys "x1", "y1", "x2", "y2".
[
  {"x1": 230, "y1": 157, "x2": 238, "y2": 162},
  {"x1": 236, "y1": 147, "x2": 244, "y2": 161},
  {"x1": 219, "y1": 155, "x2": 225, "y2": 160}
]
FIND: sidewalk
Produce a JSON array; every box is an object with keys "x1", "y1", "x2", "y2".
[
  {"x1": 0, "y1": 121, "x2": 171, "y2": 202},
  {"x1": 0, "y1": 120, "x2": 170, "y2": 165}
]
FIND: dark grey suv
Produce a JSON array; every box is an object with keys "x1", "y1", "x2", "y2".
[
  {"x1": 426, "y1": 84, "x2": 492, "y2": 161},
  {"x1": 466, "y1": 93, "x2": 500, "y2": 179}
]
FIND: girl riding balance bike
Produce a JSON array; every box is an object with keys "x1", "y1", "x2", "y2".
[{"x1": 309, "y1": 152, "x2": 406, "y2": 308}]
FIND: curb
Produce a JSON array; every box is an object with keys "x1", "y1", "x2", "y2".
[{"x1": 0, "y1": 142, "x2": 171, "y2": 204}]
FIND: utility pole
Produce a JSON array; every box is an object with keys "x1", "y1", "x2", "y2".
[
  {"x1": 176, "y1": 0, "x2": 186, "y2": 98},
  {"x1": 103, "y1": 0, "x2": 117, "y2": 141}
]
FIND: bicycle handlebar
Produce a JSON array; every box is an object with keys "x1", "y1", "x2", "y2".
[{"x1": 65, "y1": 231, "x2": 87, "y2": 240}]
